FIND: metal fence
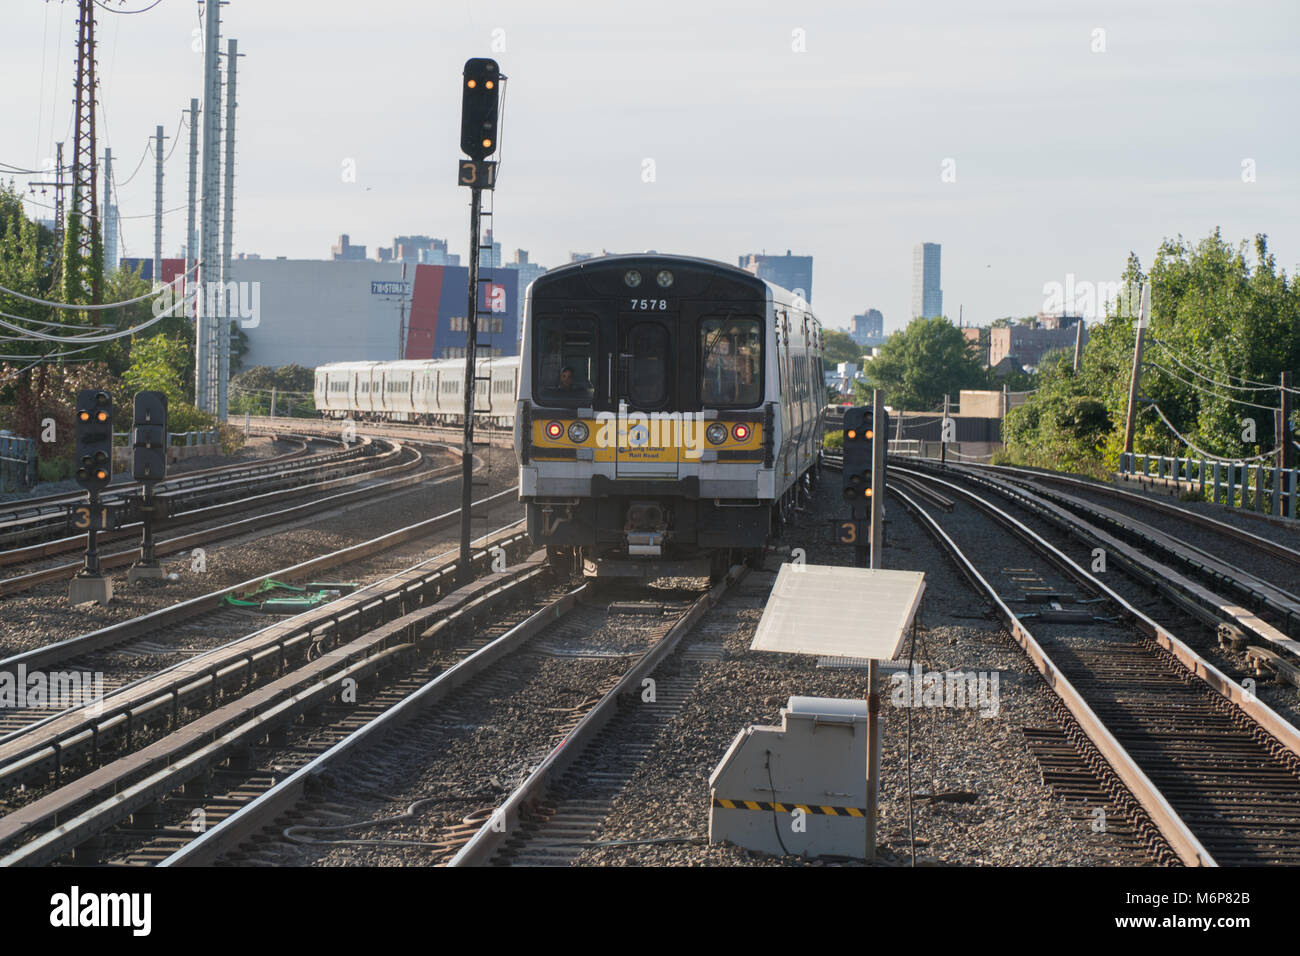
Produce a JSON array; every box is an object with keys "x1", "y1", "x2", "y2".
[
  {"x1": 1120, "y1": 452, "x2": 1298, "y2": 520},
  {"x1": 0, "y1": 435, "x2": 38, "y2": 491}
]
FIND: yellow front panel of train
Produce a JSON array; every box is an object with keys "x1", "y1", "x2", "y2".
[{"x1": 530, "y1": 416, "x2": 763, "y2": 464}]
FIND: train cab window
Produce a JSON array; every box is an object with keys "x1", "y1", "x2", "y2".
[
  {"x1": 700, "y1": 317, "x2": 761, "y2": 406},
  {"x1": 535, "y1": 317, "x2": 596, "y2": 405}
]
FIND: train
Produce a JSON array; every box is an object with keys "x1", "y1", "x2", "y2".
[
  {"x1": 314, "y1": 356, "x2": 520, "y2": 427},
  {"x1": 517, "y1": 253, "x2": 825, "y2": 578},
  {"x1": 314, "y1": 252, "x2": 826, "y2": 579}
]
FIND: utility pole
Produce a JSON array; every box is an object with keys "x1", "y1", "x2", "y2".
[
  {"x1": 1123, "y1": 285, "x2": 1150, "y2": 456},
  {"x1": 153, "y1": 125, "x2": 166, "y2": 286},
  {"x1": 397, "y1": 261, "x2": 409, "y2": 359},
  {"x1": 71, "y1": 0, "x2": 102, "y2": 305},
  {"x1": 196, "y1": 0, "x2": 223, "y2": 414},
  {"x1": 1073, "y1": 317, "x2": 1084, "y2": 373},
  {"x1": 29, "y1": 143, "x2": 68, "y2": 282},
  {"x1": 218, "y1": 37, "x2": 242, "y2": 421},
  {"x1": 102, "y1": 147, "x2": 117, "y2": 274},
  {"x1": 1281, "y1": 371, "x2": 1294, "y2": 470},
  {"x1": 185, "y1": 98, "x2": 199, "y2": 311}
]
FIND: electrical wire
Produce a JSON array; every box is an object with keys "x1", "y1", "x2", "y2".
[
  {"x1": 1145, "y1": 360, "x2": 1280, "y2": 412},
  {"x1": 0, "y1": 263, "x2": 197, "y2": 311},
  {"x1": 1147, "y1": 402, "x2": 1280, "y2": 464},
  {"x1": 1149, "y1": 339, "x2": 1290, "y2": 394},
  {"x1": 112, "y1": 140, "x2": 153, "y2": 188},
  {"x1": 765, "y1": 750, "x2": 791, "y2": 857},
  {"x1": 95, "y1": 0, "x2": 166, "y2": 13}
]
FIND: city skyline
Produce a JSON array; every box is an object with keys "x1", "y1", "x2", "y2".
[{"x1": 3, "y1": 1, "x2": 1296, "y2": 335}]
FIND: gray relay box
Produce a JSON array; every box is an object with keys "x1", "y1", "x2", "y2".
[{"x1": 708, "y1": 696, "x2": 868, "y2": 860}]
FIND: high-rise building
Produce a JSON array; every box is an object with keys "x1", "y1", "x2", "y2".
[
  {"x1": 419, "y1": 239, "x2": 460, "y2": 266},
  {"x1": 911, "y1": 242, "x2": 942, "y2": 319},
  {"x1": 738, "y1": 250, "x2": 813, "y2": 302},
  {"x1": 851, "y1": 308, "x2": 885, "y2": 346},
  {"x1": 478, "y1": 229, "x2": 502, "y2": 269},
  {"x1": 331, "y1": 234, "x2": 367, "y2": 261}
]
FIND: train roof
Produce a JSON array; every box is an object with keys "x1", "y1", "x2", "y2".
[
  {"x1": 533, "y1": 252, "x2": 817, "y2": 321},
  {"x1": 316, "y1": 356, "x2": 521, "y2": 372}
]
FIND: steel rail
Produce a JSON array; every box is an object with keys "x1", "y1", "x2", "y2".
[
  {"x1": 162, "y1": 582, "x2": 587, "y2": 866},
  {"x1": 448, "y1": 563, "x2": 744, "y2": 867},
  {"x1": 967, "y1": 463, "x2": 1300, "y2": 568},
  {"x1": 0, "y1": 443, "x2": 447, "y2": 596},
  {"x1": 893, "y1": 464, "x2": 1300, "y2": 758},
  {"x1": 0, "y1": 544, "x2": 547, "y2": 866},
  {"x1": 887, "y1": 480, "x2": 1216, "y2": 867},
  {"x1": 0, "y1": 517, "x2": 529, "y2": 794}
]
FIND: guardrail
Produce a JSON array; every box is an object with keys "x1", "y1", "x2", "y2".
[
  {"x1": 1120, "y1": 452, "x2": 1298, "y2": 520},
  {"x1": 0, "y1": 435, "x2": 38, "y2": 491}
]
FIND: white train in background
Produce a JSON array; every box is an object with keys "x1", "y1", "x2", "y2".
[{"x1": 314, "y1": 356, "x2": 520, "y2": 427}]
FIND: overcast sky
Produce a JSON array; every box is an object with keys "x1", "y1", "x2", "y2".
[{"x1": 3, "y1": 0, "x2": 1296, "y2": 333}]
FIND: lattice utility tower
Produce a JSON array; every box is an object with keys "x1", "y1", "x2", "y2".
[{"x1": 71, "y1": 0, "x2": 103, "y2": 305}]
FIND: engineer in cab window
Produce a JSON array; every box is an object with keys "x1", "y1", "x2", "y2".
[{"x1": 557, "y1": 366, "x2": 580, "y2": 393}]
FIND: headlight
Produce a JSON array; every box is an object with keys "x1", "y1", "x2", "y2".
[
  {"x1": 732, "y1": 423, "x2": 751, "y2": 442},
  {"x1": 706, "y1": 423, "x2": 728, "y2": 445},
  {"x1": 624, "y1": 270, "x2": 642, "y2": 288},
  {"x1": 656, "y1": 270, "x2": 674, "y2": 288},
  {"x1": 545, "y1": 421, "x2": 564, "y2": 439},
  {"x1": 568, "y1": 421, "x2": 589, "y2": 443}
]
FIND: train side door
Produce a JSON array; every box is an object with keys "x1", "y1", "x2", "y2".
[{"x1": 615, "y1": 314, "x2": 677, "y2": 479}]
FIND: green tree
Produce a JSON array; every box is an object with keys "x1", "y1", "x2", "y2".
[
  {"x1": 122, "y1": 334, "x2": 189, "y2": 407},
  {"x1": 855, "y1": 316, "x2": 988, "y2": 409},
  {"x1": 822, "y1": 329, "x2": 864, "y2": 367}
]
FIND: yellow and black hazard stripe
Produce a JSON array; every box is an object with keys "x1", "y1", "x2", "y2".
[{"x1": 712, "y1": 797, "x2": 865, "y2": 817}]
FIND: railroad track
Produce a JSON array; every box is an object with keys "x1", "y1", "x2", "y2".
[
  {"x1": 0, "y1": 432, "x2": 351, "y2": 551},
  {"x1": 0, "y1": 434, "x2": 314, "y2": 547},
  {"x1": 0, "y1": 521, "x2": 537, "y2": 865},
  {"x1": 0, "y1": 438, "x2": 458, "y2": 597},
  {"x1": 890, "y1": 466, "x2": 1300, "y2": 865},
  {"x1": 243, "y1": 415, "x2": 517, "y2": 449},
  {"x1": 0, "y1": 485, "x2": 523, "y2": 774},
  {"x1": 141, "y1": 567, "x2": 746, "y2": 867},
  {"x1": 0, "y1": 433, "x2": 390, "y2": 569}
]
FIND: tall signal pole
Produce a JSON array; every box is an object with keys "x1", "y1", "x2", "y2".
[
  {"x1": 456, "y1": 58, "x2": 501, "y2": 582},
  {"x1": 196, "y1": 0, "x2": 223, "y2": 414}
]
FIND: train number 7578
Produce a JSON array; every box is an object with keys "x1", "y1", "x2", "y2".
[{"x1": 629, "y1": 299, "x2": 669, "y2": 310}]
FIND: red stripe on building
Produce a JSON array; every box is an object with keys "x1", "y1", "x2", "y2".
[{"x1": 405, "y1": 264, "x2": 444, "y2": 359}]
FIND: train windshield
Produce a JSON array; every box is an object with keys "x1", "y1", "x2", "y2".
[
  {"x1": 534, "y1": 316, "x2": 597, "y2": 404},
  {"x1": 700, "y1": 317, "x2": 761, "y2": 406}
]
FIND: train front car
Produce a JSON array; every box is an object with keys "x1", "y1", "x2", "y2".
[{"x1": 516, "y1": 253, "x2": 823, "y2": 578}]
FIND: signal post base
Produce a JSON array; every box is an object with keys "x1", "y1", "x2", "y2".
[
  {"x1": 68, "y1": 573, "x2": 113, "y2": 606},
  {"x1": 128, "y1": 564, "x2": 166, "y2": 586}
]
